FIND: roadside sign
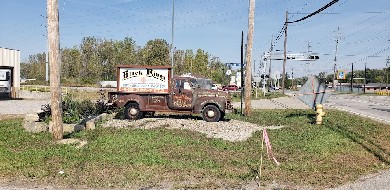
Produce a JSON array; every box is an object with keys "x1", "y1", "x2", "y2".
[
  {"x1": 296, "y1": 76, "x2": 332, "y2": 109},
  {"x1": 226, "y1": 70, "x2": 232, "y2": 76},
  {"x1": 337, "y1": 70, "x2": 346, "y2": 80}
]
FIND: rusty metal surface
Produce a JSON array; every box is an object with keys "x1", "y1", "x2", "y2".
[
  {"x1": 109, "y1": 69, "x2": 233, "y2": 115},
  {"x1": 110, "y1": 90, "x2": 231, "y2": 112}
]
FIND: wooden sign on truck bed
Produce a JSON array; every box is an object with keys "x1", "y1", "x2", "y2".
[{"x1": 117, "y1": 65, "x2": 170, "y2": 94}]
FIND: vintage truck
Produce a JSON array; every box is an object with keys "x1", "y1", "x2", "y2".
[{"x1": 108, "y1": 65, "x2": 234, "y2": 122}]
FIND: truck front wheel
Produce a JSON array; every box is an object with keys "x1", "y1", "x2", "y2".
[
  {"x1": 124, "y1": 103, "x2": 143, "y2": 120},
  {"x1": 202, "y1": 105, "x2": 221, "y2": 122}
]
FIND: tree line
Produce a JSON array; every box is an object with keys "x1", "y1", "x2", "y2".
[
  {"x1": 21, "y1": 36, "x2": 389, "y2": 88},
  {"x1": 21, "y1": 36, "x2": 229, "y2": 86}
]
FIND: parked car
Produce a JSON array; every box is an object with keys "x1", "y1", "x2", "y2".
[
  {"x1": 223, "y1": 84, "x2": 239, "y2": 91},
  {"x1": 211, "y1": 84, "x2": 221, "y2": 91}
]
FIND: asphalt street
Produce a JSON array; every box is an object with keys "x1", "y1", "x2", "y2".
[{"x1": 324, "y1": 94, "x2": 390, "y2": 124}]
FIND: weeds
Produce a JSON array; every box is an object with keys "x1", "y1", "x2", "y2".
[{"x1": 39, "y1": 90, "x2": 110, "y2": 124}]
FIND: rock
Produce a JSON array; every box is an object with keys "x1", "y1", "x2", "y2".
[
  {"x1": 63, "y1": 124, "x2": 84, "y2": 133},
  {"x1": 57, "y1": 138, "x2": 88, "y2": 148},
  {"x1": 85, "y1": 120, "x2": 95, "y2": 130},
  {"x1": 23, "y1": 114, "x2": 48, "y2": 133}
]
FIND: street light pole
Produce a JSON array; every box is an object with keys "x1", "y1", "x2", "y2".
[
  {"x1": 268, "y1": 36, "x2": 273, "y2": 92},
  {"x1": 333, "y1": 27, "x2": 340, "y2": 89},
  {"x1": 386, "y1": 56, "x2": 390, "y2": 93},
  {"x1": 364, "y1": 63, "x2": 367, "y2": 94},
  {"x1": 351, "y1": 63, "x2": 354, "y2": 93},
  {"x1": 171, "y1": 0, "x2": 175, "y2": 77}
]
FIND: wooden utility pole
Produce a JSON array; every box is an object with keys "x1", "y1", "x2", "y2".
[
  {"x1": 244, "y1": 0, "x2": 255, "y2": 116},
  {"x1": 171, "y1": 0, "x2": 175, "y2": 77},
  {"x1": 47, "y1": 0, "x2": 63, "y2": 140},
  {"x1": 282, "y1": 11, "x2": 288, "y2": 95},
  {"x1": 333, "y1": 27, "x2": 340, "y2": 89}
]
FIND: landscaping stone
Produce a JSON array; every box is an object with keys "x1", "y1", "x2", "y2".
[
  {"x1": 24, "y1": 114, "x2": 108, "y2": 134},
  {"x1": 57, "y1": 138, "x2": 88, "y2": 148},
  {"x1": 85, "y1": 120, "x2": 95, "y2": 130},
  {"x1": 23, "y1": 114, "x2": 48, "y2": 133},
  {"x1": 63, "y1": 124, "x2": 85, "y2": 133}
]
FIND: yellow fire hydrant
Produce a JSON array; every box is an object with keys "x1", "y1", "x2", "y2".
[{"x1": 316, "y1": 104, "x2": 326, "y2": 125}]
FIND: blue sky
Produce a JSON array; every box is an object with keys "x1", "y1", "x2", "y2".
[{"x1": 1, "y1": 0, "x2": 389, "y2": 77}]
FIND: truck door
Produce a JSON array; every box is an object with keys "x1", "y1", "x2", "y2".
[{"x1": 170, "y1": 78, "x2": 194, "y2": 110}]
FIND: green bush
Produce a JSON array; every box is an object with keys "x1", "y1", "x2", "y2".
[{"x1": 39, "y1": 94, "x2": 109, "y2": 124}]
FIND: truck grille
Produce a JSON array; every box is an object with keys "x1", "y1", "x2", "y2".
[
  {"x1": 226, "y1": 100, "x2": 233, "y2": 110},
  {"x1": 0, "y1": 87, "x2": 9, "y2": 93}
]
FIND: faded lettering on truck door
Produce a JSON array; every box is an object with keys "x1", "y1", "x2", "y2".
[{"x1": 171, "y1": 78, "x2": 193, "y2": 109}]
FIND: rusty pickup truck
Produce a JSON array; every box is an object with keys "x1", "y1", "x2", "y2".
[{"x1": 108, "y1": 65, "x2": 234, "y2": 122}]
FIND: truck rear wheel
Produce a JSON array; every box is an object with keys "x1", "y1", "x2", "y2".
[
  {"x1": 202, "y1": 105, "x2": 221, "y2": 122},
  {"x1": 124, "y1": 103, "x2": 143, "y2": 120}
]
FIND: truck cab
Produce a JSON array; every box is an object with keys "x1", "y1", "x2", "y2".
[
  {"x1": 0, "y1": 69, "x2": 12, "y2": 96},
  {"x1": 108, "y1": 65, "x2": 233, "y2": 122}
]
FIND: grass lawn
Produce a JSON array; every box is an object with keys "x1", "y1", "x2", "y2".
[
  {"x1": 0, "y1": 109, "x2": 389, "y2": 189},
  {"x1": 229, "y1": 91, "x2": 286, "y2": 102}
]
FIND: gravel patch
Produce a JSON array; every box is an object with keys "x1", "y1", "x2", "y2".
[
  {"x1": 0, "y1": 99, "x2": 49, "y2": 115},
  {"x1": 102, "y1": 117, "x2": 284, "y2": 142}
]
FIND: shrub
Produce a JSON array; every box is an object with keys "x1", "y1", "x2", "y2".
[{"x1": 39, "y1": 91, "x2": 109, "y2": 124}]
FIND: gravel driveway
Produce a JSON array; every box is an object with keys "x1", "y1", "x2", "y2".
[{"x1": 0, "y1": 99, "x2": 49, "y2": 115}]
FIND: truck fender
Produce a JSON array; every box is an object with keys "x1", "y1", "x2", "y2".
[
  {"x1": 197, "y1": 100, "x2": 224, "y2": 113},
  {"x1": 118, "y1": 94, "x2": 146, "y2": 110}
]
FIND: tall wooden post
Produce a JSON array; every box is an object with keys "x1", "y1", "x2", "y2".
[
  {"x1": 47, "y1": 0, "x2": 63, "y2": 140},
  {"x1": 244, "y1": 0, "x2": 255, "y2": 116},
  {"x1": 282, "y1": 11, "x2": 288, "y2": 95}
]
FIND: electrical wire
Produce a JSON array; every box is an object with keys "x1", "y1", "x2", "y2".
[{"x1": 287, "y1": 0, "x2": 339, "y2": 23}]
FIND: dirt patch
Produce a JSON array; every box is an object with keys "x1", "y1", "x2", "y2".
[
  {"x1": 0, "y1": 114, "x2": 24, "y2": 121},
  {"x1": 56, "y1": 138, "x2": 88, "y2": 148}
]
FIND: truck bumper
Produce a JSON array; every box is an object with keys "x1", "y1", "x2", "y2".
[{"x1": 225, "y1": 101, "x2": 235, "y2": 113}]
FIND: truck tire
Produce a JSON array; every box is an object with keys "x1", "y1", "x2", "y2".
[
  {"x1": 220, "y1": 112, "x2": 225, "y2": 121},
  {"x1": 202, "y1": 105, "x2": 221, "y2": 122},
  {"x1": 124, "y1": 103, "x2": 143, "y2": 120}
]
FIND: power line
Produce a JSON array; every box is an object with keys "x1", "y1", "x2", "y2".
[{"x1": 287, "y1": 0, "x2": 340, "y2": 23}]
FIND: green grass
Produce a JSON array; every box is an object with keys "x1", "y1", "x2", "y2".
[{"x1": 0, "y1": 109, "x2": 389, "y2": 189}]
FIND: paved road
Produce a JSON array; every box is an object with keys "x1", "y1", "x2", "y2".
[{"x1": 324, "y1": 94, "x2": 390, "y2": 124}]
